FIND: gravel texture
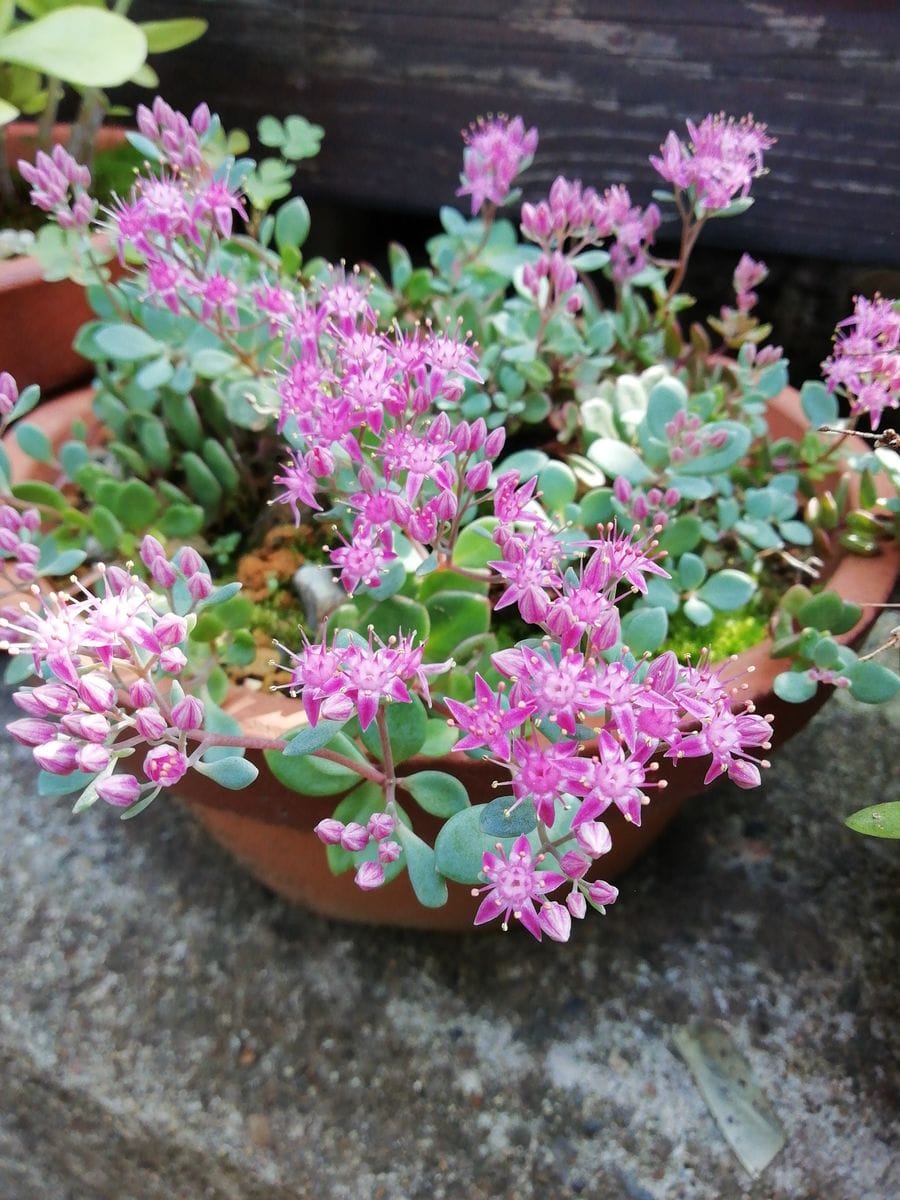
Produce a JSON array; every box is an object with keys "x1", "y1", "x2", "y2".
[{"x1": 1, "y1": 623, "x2": 898, "y2": 1200}]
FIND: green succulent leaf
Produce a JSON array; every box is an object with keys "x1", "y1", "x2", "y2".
[
  {"x1": 585, "y1": 438, "x2": 653, "y2": 484},
  {"x1": 434, "y1": 803, "x2": 502, "y2": 884},
  {"x1": 799, "y1": 380, "x2": 839, "y2": 430},
  {"x1": 846, "y1": 660, "x2": 900, "y2": 704},
  {"x1": 0, "y1": 8, "x2": 148, "y2": 88},
  {"x1": 360, "y1": 696, "x2": 428, "y2": 765},
  {"x1": 95, "y1": 323, "x2": 163, "y2": 362},
  {"x1": 265, "y1": 730, "x2": 369, "y2": 796},
  {"x1": 480, "y1": 795, "x2": 537, "y2": 837},
  {"x1": 773, "y1": 670, "x2": 818, "y2": 704},
  {"x1": 394, "y1": 822, "x2": 448, "y2": 908},
  {"x1": 845, "y1": 801, "x2": 900, "y2": 839},
  {"x1": 620, "y1": 605, "x2": 668, "y2": 655},
  {"x1": 14, "y1": 422, "x2": 52, "y2": 463},
  {"x1": 140, "y1": 17, "x2": 208, "y2": 54},
  {"x1": 284, "y1": 720, "x2": 350, "y2": 756},
  {"x1": 402, "y1": 770, "x2": 470, "y2": 818},
  {"x1": 424, "y1": 591, "x2": 490, "y2": 662},
  {"x1": 697, "y1": 569, "x2": 756, "y2": 611},
  {"x1": 193, "y1": 755, "x2": 259, "y2": 789}
]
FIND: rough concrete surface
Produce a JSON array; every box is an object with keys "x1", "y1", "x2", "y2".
[{"x1": 0, "y1": 623, "x2": 898, "y2": 1200}]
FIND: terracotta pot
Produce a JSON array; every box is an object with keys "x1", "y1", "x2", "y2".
[
  {"x1": 6, "y1": 388, "x2": 899, "y2": 929},
  {"x1": 1, "y1": 123, "x2": 125, "y2": 396}
]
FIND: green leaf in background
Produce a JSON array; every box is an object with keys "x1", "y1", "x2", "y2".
[
  {"x1": 656, "y1": 515, "x2": 703, "y2": 557},
  {"x1": 265, "y1": 730, "x2": 369, "y2": 796},
  {"x1": 14, "y1": 422, "x2": 52, "y2": 463},
  {"x1": 402, "y1": 770, "x2": 470, "y2": 818},
  {"x1": 140, "y1": 17, "x2": 208, "y2": 54},
  {"x1": 366, "y1": 594, "x2": 430, "y2": 644},
  {"x1": 0, "y1": 8, "x2": 148, "y2": 88},
  {"x1": 480, "y1": 795, "x2": 537, "y2": 837},
  {"x1": 116, "y1": 479, "x2": 160, "y2": 533},
  {"x1": 620, "y1": 606, "x2": 668, "y2": 655},
  {"x1": 434, "y1": 804, "x2": 501, "y2": 885},
  {"x1": 697, "y1": 569, "x2": 756, "y2": 611},
  {"x1": 424, "y1": 591, "x2": 489, "y2": 662},
  {"x1": 394, "y1": 823, "x2": 448, "y2": 908},
  {"x1": 360, "y1": 695, "x2": 428, "y2": 764},
  {"x1": 95, "y1": 323, "x2": 162, "y2": 362},
  {"x1": 585, "y1": 437, "x2": 653, "y2": 484},
  {"x1": 275, "y1": 195, "x2": 311, "y2": 253},
  {"x1": 773, "y1": 670, "x2": 818, "y2": 704},
  {"x1": 799, "y1": 380, "x2": 839, "y2": 430},
  {"x1": 283, "y1": 720, "x2": 349, "y2": 756},
  {"x1": 193, "y1": 756, "x2": 258, "y2": 789},
  {"x1": 845, "y1": 801, "x2": 900, "y2": 839},
  {"x1": 538, "y1": 460, "x2": 577, "y2": 511},
  {"x1": 846, "y1": 660, "x2": 900, "y2": 704}
]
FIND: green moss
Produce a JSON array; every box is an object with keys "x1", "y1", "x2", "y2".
[{"x1": 664, "y1": 607, "x2": 768, "y2": 662}]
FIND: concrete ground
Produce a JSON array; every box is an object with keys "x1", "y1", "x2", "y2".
[{"x1": 1, "y1": 623, "x2": 898, "y2": 1200}]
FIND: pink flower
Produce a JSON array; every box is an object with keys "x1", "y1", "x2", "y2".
[
  {"x1": 0, "y1": 371, "x2": 18, "y2": 417},
  {"x1": 445, "y1": 674, "x2": 536, "y2": 760},
  {"x1": 354, "y1": 861, "x2": 386, "y2": 890},
  {"x1": 143, "y1": 745, "x2": 188, "y2": 787},
  {"x1": 96, "y1": 774, "x2": 142, "y2": 807},
  {"x1": 508, "y1": 737, "x2": 586, "y2": 825},
  {"x1": 473, "y1": 834, "x2": 566, "y2": 938},
  {"x1": 650, "y1": 113, "x2": 775, "y2": 213},
  {"x1": 588, "y1": 880, "x2": 619, "y2": 910},
  {"x1": 457, "y1": 115, "x2": 538, "y2": 216},
  {"x1": 537, "y1": 900, "x2": 572, "y2": 942},
  {"x1": 822, "y1": 294, "x2": 900, "y2": 429}
]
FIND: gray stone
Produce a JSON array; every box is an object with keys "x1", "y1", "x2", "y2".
[{"x1": 1, "y1": 618, "x2": 898, "y2": 1200}]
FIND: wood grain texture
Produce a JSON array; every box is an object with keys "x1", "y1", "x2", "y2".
[{"x1": 134, "y1": 0, "x2": 899, "y2": 264}]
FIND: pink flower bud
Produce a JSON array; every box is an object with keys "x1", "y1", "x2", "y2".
[
  {"x1": 0, "y1": 371, "x2": 18, "y2": 415},
  {"x1": 0, "y1": 505, "x2": 20, "y2": 530},
  {"x1": 320, "y1": 692, "x2": 356, "y2": 723},
  {"x1": 7, "y1": 718, "x2": 57, "y2": 746},
  {"x1": 178, "y1": 547, "x2": 203, "y2": 576},
  {"x1": 378, "y1": 840, "x2": 401, "y2": 864},
  {"x1": 77, "y1": 743, "x2": 111, "y2": 774},
  {"x1": 314, "y1": 818, "x2": 345, "y2": 845},
  {"x1": 483, "y1": 427, "x2": 506, "y2": 459},
  {"x1": 143, "y1": 745, "x2": 188, "y2": 787},
  {"x1": 150, "y1": 557, "x2": 178, "y2": 588},
  {"x1": 170, "y1": 695, "x2": 204, "y2": 731},
  {"x1": 129, "y1": 679, "x2": 155, "y2": 708},
  {"x1": 134, "y1": 706, "x2": 168, "y2": 741},
  {"x1": 191, "y1": 102, "x2": 211, "y2": 135},
  {"x1": 537, "y1": 901, "x2": 572, "y2": 943},
  {"x1": 367, "y1": 812, "x2": 395, "y2": 840},
  {"x1": 154, "y1": 613, "x2": 187, "y2": 648},
  {"x1": 560, "y1": 850, "x2": 591, "y2": 879},
  {"x1": 140, "y1": 535, "x2": 166, "y2": 567},
  {"x1": 0, "y1": 529, "x2": 20, "y2": 552},
  {"x1": 20, "y1": 508, "x2": 41, "y2": 532},
  {"x1": 612, "y1": 477, "x2": 632, "y2": 503},
  {"x1": 96, "y1": 774, "x2": 142, "y2": 807},
  {"x1": 340, "y1": 822, "x2": 370, "y2": 852},
  {"x1": 78, "y1": 673, "x2": 116, "y2": 714},
  {"x1": 354, "y1": 861, "x2": 385, "y2": 891},
  {"x1": 576, "y1": 820, "x2": 613, "y2": 858},
  {"x1": 29, "y1": 683, "x2": 78, "y2": 715},
  {"x1": 465, "y1": 460, "x2": 492, "y2": 493},
  {"x1": 13, "y1": 561, "x2": 37, "y2": 583},
  {"x1": 61, "y1": 712, "x2": 111, "y2": 743},
  {"x1": 727, "y1": 758, "x2": 761, "y2": 789},
  {"x1": 34, "y1": 739, "x2": 79, "y2": 775},
  {"x1": 588, "y1": 879, "x2": 619, "y2": 908},
  {"x1": 566, "y1": 890, "x2": 587, "y2": 919},
  {"x1": 159, "y1": 648, "x2": 187, "y2": 674},
  {"x1": 187, "y1": 572, "x2": 213, "y2": 600}
]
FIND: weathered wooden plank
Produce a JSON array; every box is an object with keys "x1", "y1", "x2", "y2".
[{"x1": 135, "y1": 0, "x2": 899, "y2": 263}]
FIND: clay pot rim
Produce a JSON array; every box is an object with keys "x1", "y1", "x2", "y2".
[{"x1": 5, "y1": 385, "x2": 898, "y2": 751}]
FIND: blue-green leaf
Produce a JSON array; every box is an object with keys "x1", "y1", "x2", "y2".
[
  {"x1": 846, "y1": 661, "x2": 900, "y2": 704},
  {"x1": 194, "y1": 756, "x2": 259, "y2": 789},
  {"x1": 773, "y1": 670, "x2": 818, "y2": 704},
  {"x1": 620, "y1": 606, "x2": 668, "y2": 655},
  {"x1": 284, "y1": 720, "x2": 349, "y2": 756},
  {"x1": 800, "y1": 381, "x2": 839, "y2": 430},
  {"x1": 697, "y1": 569, "x2": 756, "y2": 611},
  {"x1": 480, "y1": 795, "x2": 537, "y2": 837},
  {"x1": 394, "y1": 823, "x2": 448, "y2": 907},
  {"x1": 434, "y1": 804, "x2": 502, "y2": 884},
  {"x1": 95, "y1": 323, "x2": 163, "y2": 361},
  {"x1": 402, "y1": 770, "x2": 470, "y2": 818}
]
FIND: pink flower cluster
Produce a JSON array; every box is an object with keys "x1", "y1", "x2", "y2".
[
  {"x1": 664, "y1": 409, "x2": 728, "y2": 464},
  {"x1": 651, "y1": 113, "x2": 776, "y2": 213},
  {"x1": 0, "y1": 540, "x2": 219, "y2": 811},
  {"x1": 271, "y1": 285, "x2": 502, "y2": 593},
  {"x1": 821, "y1": 294, "x2": 900, "y2": 429},
  {"x1": 135, "y1": 97, "x2": 211, "y2": 172},
  {"x1": 315, "y1": 809, "x2": 400, "y2": 891},
  {"x1": 18, "y1": 144, "x2": 96, "y2": 230},
  {"x1": 457, "y1": 114, "x2": 539, "y2": 216},
  {"x1": 0, "y1": 504, "x2": 41, "y2": 584},
  {"x1": 612, "y1": 477, "x2": 681, "y2": 531},
  {"x1": 731, "y1": 253, "x2": 768, "y2": 315},
  {"x1": 281, "y1": 626, "x2": 451, "y2": 731},
  {"x1": 521, "y1": 176, "x2": 660, "y2": 286}
]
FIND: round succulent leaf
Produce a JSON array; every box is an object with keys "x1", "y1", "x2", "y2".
[
  {"x1": 11, "y1": 480, "x2": 67, "y2": 511},
  {"x1": 620, "y1": 605, "x2": 668, "y2": 655},
  {"x1": 799, "y1": 380, "x2": 839, "y2": 430},
  {"x1": 94, "y1": 323, "x2": 163, "y2": 362},
  {"x1": 402, "y1": 770, "x2": 470, "y2": 818},
  {"x1": 677, "y1": 552, "x2": 707, "y2": 591},
  {"x1": 265, "y1": 730, "x2": 369, "y2": 796},
  {"x1": 434, "y1": 804, "x2": 508, "y2": 884},
  {"x1": 419, "y1": 719, "x2": 459, "y2": 757},
  {"x1": 796, "y1": 591, "x2": 848, "y2": 633},
  {"x1": 358, "y1": 557, "x2": 407, "y2": 602},
  {"x1": 846, "y1": 660, "x2": 900, "y2": 704},
  {"x1": 451, "y1": 517, "x2": 499, "y2": 570},
  {"x1": 116, "y1": 479, "x2": 160, "y2": 533},
  {"x1": 643, "y1": 575, "x2": 680, "y2": 615},
  {"x1": 657, "y1": 515, "x2": 703, "y2": 557},
  {"x1": 697, "y1": 569, "x2": 756, "y2": 611},
  {"x1": 676, "y1": 422, "x2": 752, "y2": 476},
  {"x1": 538, "y1": 460, "x2": 577, "y2": 511},
  {"x1": 89, "y1": 504, "x2": 124, "y2": 551},
  {"x1": 424, "y1": 591, "x2": 490, "y2": 662},
  {"x1": 497, "y1": 448, "x2": 549, "y2": 480},
  {"x1": 480, "y1": 795, "x2": 537, "y2": 837},
  {"x1": 284, "y1": 719, "x2": 350, "y2": 757},
  {"x1": 577, "y1": 487, "x2": 614, "y2": 530},
  {"x1": 777, "y1": 520, "x2": 814, "y2": 546},
  {"x1": 683, "y1": 595, "x2": 714, "y2": 627},
  {"x1": 418, "y1": 568, "x2": 489, "y2": 601},
  {"x1": 14, "y1": 422, "x2": 52, "y2": 463},
  {"x1": 845, "y1": 802, "x2": 900, "y2": 839},
  {"x1": 773, "y1": 670, "x2": 818, "y2": 704},
  {"x1": 585, "y1": 438, "x2": 653, "y2": 484},
  {"x1": 360, "y1": 695, "x2": 428, "y2": 765},
  {"x1": 366, "y1": 594, "x2": 430, "y2": 645},
  {"x1": 194, "y1": 755, "x2": 258, "y2": 790},
  {"x1": 394, "y1": 823, "x2": 448, "y2": 908}
]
